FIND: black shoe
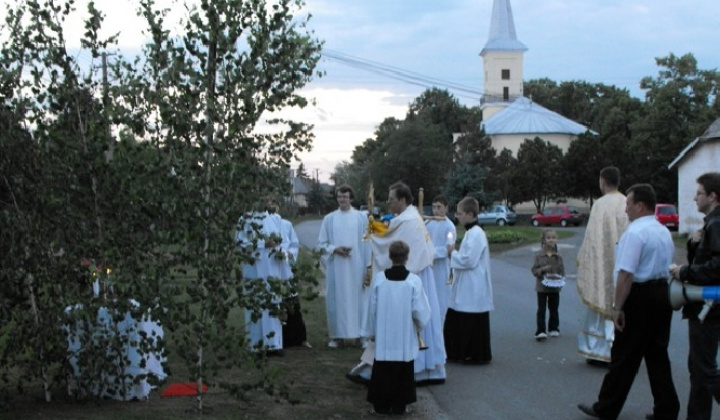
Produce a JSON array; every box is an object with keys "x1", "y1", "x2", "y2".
[
  {"x1": 577, "y1": 403, "x2": 610, "y2": 419},
  {"x1": 586, "y1": 358, "x2": 610, "y2": 368},
  {"x1": 345, "y1": 372, "x2": 369, "y2": 386},
  {"x1": 415, "y1": 378, "x2": 445, "y2": 386}
]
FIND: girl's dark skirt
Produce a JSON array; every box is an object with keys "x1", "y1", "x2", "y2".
[
  {"x1": 367, "y1": 360, "x2": 416, "y2": 414},
  {"x1": 443, "y1": 309, "x2": 492, "y2": 364}
]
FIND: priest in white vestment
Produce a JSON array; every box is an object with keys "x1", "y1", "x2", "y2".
[
  {"x1": 365, "y1": 182, "x2": 446, "y2": 384},
  {"x1": 425, "y1": 196, "x2": 457, "y2": 325},
  {"x1": 236, "y1": 203, "x2": 289, "y2": 354},
  {"x1": 576, "y1": 167, "x2": 629, "y2": 363},
  {"x1": 317, "y1": 185, "x2": 371, "y2": 348}
]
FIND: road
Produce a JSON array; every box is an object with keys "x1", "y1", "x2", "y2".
[{"x1": 294, "y1": 221, "x2": 692, "y2": 420}]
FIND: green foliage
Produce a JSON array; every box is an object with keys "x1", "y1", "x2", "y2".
[
  {"x1": 306, "y1": 180, "x2": 330, "y2": 215},
  {"x1": 443, "y1": 155, "x2": 492, "y2": 207},
  {"x1": 631, "y1": 53, "x2": 720, "y2": 202},
  {"x1": 0, "y1": 0, "x2": 322, "y2": 410},
  {"x1": 485, "y1": 229, "x2": 523, "y2": 244},
  {"x1": 512, "y1": 137, "x2": 564, "y2": 213},
  {"x1": 339, "y1": 90, "x2": 482, "y2": 203}
]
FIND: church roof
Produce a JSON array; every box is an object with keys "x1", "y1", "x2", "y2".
[
  {"x1": 668, "y1": 117, "x2": 720, "y2": 169},
  {"x1": 481, "y1": 0, "x2": 528, "y2": 55},
  {"x1": 481, "y1": 96, "x2": 594, "y2": 136}
]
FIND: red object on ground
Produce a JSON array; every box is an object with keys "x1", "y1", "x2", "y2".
[{"x1": 161, "y1": 382, "x2": 208, "y2": 397}]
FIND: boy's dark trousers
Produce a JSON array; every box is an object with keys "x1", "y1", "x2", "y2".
[{"x1": 536, "y1": 292, "x2": 559, "y2": 334}]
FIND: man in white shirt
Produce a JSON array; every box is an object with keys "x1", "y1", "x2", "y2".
[{"x1": 579, "y1": 183, "x2": 679, "y2": 420}]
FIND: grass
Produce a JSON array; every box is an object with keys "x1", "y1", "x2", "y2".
[
  {"x1": 3, "y1": 249, "x2": 383, "y2": 420},
  {"x1": 460, "y1": 225, "x2": 574, "y2": 254},
  {"x1": 2, "y1": 225, "x2": 571, "y2": 419}
]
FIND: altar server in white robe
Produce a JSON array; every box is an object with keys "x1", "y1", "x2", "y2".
[
  {"x1": 446, "y1": 197, "x2": 494, "y2": 364},
  {"x1": 364, "y1": 240, "x2": 431, "y2": 415},
  {"x1": 576, "y1": 166, "x2": 628, "y2": 364},
  {"x1": 367, "y1": 181, "x2": 446, "y2": 384},
  {"x1": 236, "y1": 199, "x2": 289, "y2": 354},
  {"x1": 425, "y1": 195, "x2": 457, "y2": 325},
  {"x1": 317, "y1": 185, "x2": 371, "y2": 348}
]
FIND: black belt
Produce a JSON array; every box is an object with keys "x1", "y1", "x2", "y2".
[{"x1": 633, "y1": 278, "x2": 667, "y2": 287}]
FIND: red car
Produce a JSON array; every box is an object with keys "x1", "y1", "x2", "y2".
[
  {"x1": 655, "y1": 204, "x2": 678, "y2": 230},
  {"x1": 531, "y1": 205, "x2": 585, "y2": 227}
]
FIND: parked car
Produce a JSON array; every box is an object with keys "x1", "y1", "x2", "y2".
[
  {"x1": 477, "y1": 204, "x2": 517, "y2": 226},
  {"x1": 531, "y1": 205, "x2": 585, "y2": 227},
  {"x1": 655, "y1": 203, "x2": 679, "y2": 230}
]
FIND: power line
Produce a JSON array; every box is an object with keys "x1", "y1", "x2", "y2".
[{"x1": 321, "y1": 49, "x2": 484, "y2": 102}]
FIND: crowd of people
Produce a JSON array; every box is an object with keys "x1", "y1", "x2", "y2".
[{"x1": 236, "y1": 170, "x2": 720, "y2": 420}]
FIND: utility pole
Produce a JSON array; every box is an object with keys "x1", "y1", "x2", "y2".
[
  {"x1": 101, "y1": 52, "x2": 114, "y2": 162},
  {"x1": 101, "y1": 52, "x2": 109, "y2": 107}
]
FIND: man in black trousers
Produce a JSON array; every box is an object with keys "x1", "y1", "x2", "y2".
[
  {"x1": 578, "y1": 183, "x2": 679, "y2": 420},
  {"x1": 670, "y1": 172, "x2": 720, "y2": 420}
]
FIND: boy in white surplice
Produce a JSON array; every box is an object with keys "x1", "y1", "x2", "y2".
[{"x1": 364, "y1": 241, "x2": 431, "y2": 415}]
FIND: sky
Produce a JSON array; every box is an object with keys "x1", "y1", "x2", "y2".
[{"x1": 2, "y1": 0, "x2": 719, "y2": 182}]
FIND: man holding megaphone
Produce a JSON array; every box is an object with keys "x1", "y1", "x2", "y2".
[
  {"x1": 669, "y1": 172, "x2": 720, "y2": 420},
  {"x1": 578, "y1": 184, "x2": 680, "y2": 420}
]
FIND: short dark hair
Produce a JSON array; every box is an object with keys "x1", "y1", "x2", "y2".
[
  {"x1": 432, "y1": 195, "x2": 448, "y2": 206},
  {"x1": 697, "y1": 172, "x2": 720, "y2": 199},
  {"x1": 264, "y1": 197, "x2": 280, "y2": 213},
  {"x1": 389, "y1": 241, "x2": 410, "y2": 265},
  {"x1": 600, "y1": 166, "x2": 620, "y2": 188},
  {"x1": 457, "y1": 196, "x2": 480, "y2": 217},
  {"x1": 626, "y1": 183, "x2": 656, "y2": 211},
  {"x1": 389, "y1": 181, "x2": 413, "y2": 205},
  {"x1": 336, "y1": 184, "x2": 354, "y2": 199}
]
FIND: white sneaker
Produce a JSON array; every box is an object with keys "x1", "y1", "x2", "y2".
[
  {"x1": 549, "y1": 330, "x2": 560, "y2": 338},
  {"x1": 535, "y1": 332, "x2": 548, "y2": 341},
  {"x1": 327, "y1": 339, "x2": 339, "y2": 348}
]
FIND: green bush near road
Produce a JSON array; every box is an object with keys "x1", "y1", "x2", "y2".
[{"x1": 455, "y1": 225, "x2": 574, "y2": 249}]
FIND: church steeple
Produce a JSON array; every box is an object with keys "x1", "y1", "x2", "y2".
[
  {"x1": 480, "y1": 0, "x2": 527, "y2": 119},
  {"x1": 481, "y1": 0, "x2": 528, "y2": 55}
]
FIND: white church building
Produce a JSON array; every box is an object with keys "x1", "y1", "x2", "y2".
[{"x1": 477, "y1": 0, "x2": 593, "y2": 156}]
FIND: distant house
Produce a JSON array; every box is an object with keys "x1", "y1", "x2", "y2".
[
  {"x1": 290, "y1": 176, "x2": 311, "y2": 208},
  {"x1": 668, "y1": 117, "x2": 720, "y2": 234}
]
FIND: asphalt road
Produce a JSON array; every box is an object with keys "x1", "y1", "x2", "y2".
[{"x1": 293, "y1": 221, "x2": 693, "y2": 420}]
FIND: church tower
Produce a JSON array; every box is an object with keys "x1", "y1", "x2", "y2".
[{"x1": 480, "y1": 0, "x2": 527, "y2": 120}]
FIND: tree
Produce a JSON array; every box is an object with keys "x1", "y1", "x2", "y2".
[
  {"x1": 306, "y1": 180, "x2": 328, "y2": 214},
  {"x1": 494, "y1": 148, "x2": 520, "y2": 206},
  {"x1": 442, "y1": 155, "x2": 491, "y2": 207},
  {"x1": 631, "y1": 53, "x2": 720, "y2": 202},
  {"x1": 372, "y1": 119, "x2": 453, "y2": 200},
  {"x1": 296, "y1": 162, "x2": 310, "y2": 179},
  {"x1": 512, "y1": 137, "x2": 564, "y2": 213},
  {"x1": 0, "y1": 0, "x2": 322, "y2": 409}
]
